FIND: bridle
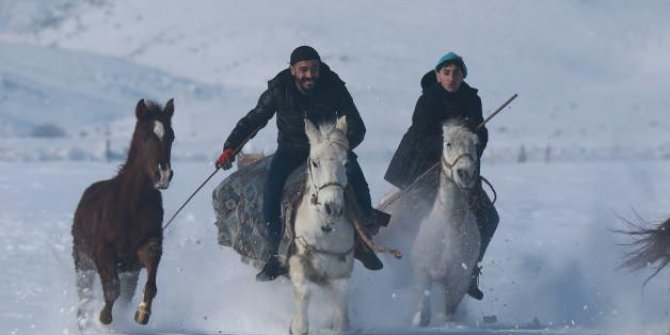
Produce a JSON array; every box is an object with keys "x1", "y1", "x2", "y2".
[
  {"x1": 297, "y1": 150, "x2": 354, "y2": 259},
  {"x1": 441, "y1": 152, "x2": 478, "y2": 190},
  {"x1": 307, "y1": 157, "x2": 347, "y2": 206}
]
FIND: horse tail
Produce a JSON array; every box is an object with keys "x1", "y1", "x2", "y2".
[{"x1": 619, "y1": 214, "x2": 670, "y2": 286}]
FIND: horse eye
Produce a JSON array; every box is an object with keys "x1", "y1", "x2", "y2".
[
  {"x1": 446, "y1": 142, "x2": 452, "y2": 148},
  {"x1": 312, "y1": 161, "x2": 318, "y2": 168}
]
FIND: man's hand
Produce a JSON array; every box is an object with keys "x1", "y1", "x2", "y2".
[{"x1": 216, "y1": 148, "x2": 236, "y2": 170}]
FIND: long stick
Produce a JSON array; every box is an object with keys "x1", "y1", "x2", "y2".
[
  {"x1": 345, "y1": 187, "x2": 403, "y2": 259},
  {"x1": 477, "y1": 93, "x2": 517, "y2": 130},
  {"x1": 162, "y1": 168, "x2": 220, "y2": 230},
  {"x1": 162, "y1": 128, "x2": 261, "y2": 230}
]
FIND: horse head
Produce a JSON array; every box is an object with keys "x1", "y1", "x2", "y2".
[
  {"x1": 133, "y1": 98, "x2": 175, "y2": 190},
  {"x1": 441, "y1": 120, "x2": 479, "y2": 189},
  {"x1": 304, "y1": 116, "x2": 350, "y2": 228}
]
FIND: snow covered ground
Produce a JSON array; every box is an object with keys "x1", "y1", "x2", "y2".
[
  {"x1": 2, "y1": 1, "x2": 670, "y2": 334},
  {"x1": 3, "y1": 161, "x2": 670, "y2": 335}
]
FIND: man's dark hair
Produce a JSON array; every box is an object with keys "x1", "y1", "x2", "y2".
[{"x1": 290, "y1": 46, "x2": 321, "y2": 65}]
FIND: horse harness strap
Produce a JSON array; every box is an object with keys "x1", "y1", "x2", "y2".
[
  {"x1": 480, "y1": 175, "x2": 497, "y2": 205},
  {"x1": 295, "y1": 235, "x2": 355, "y2": 260},
  {"x1": 440, "y1": 154, "x2": 477, "y2": 190},
  {"x1": 441, "y1": 153, "x2": 476, "y2": 175},
  {"x1": 307, "y1": 158, "x2": 346, "y2": 205}
]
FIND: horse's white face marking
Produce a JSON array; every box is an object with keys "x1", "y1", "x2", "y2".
[
  {"x1": 153, "y1": 121, "x2": 165, "y2": 141},
  {"x1": 152, "y1": 120, "x2": 171, "y2": 190},
  {"x1": 155, "y1": 164, "x2": 172, "y2": 190}
]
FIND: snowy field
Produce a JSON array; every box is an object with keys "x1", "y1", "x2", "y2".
[
  {"x1": 3, "y1": 161, "x2": 670, "y2": 335},
  {"x1": 2, "y1": 0, "x2": 670, "y2": 334}
]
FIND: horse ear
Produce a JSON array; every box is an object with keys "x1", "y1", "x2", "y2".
[
  {"x1": 304, "y1": 118, "x2": 319, "y2": 144},
  {"x1": 164, "y1": 98, "x2": 174, "y2": 118},
  {"x1": 136, "y1": 99, "x2": 149, "y2": 120},
  {"x1": 335, "y1": 115, "x2": 348, "y2": 134}
]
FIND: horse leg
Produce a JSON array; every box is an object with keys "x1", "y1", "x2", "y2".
[
  {"x1": 94, "y1": 248, "x2": 120, "y2": 325},
  {"x1": 411, "y1": 269, "x2": 431, "y2": 327},
  {"x1": 73, "y1": 248, "x2": 96, "y2": 330},
  {"x1": 119, "y1": 271, "x2": 140, "y2": 306},
  {"x1": 134, "y1": 238, "x2": 162, "y2": 325},
  {"x1": 442, "y1": 285, "x2": 458, "y2": 324},
  {"x1": 289, "y1": 255, "x2": 310, "y2": 335},
  {"x1": 327, "y1": 279, "x2": 350, "y2": 332}
]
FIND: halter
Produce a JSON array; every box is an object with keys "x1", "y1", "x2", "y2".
[
  {"x1": 441, "y1": 152, "x2": 477, "y2": 189},
  {"x1": 307, "y1": 157, "x2": 346, "y2": 206}
]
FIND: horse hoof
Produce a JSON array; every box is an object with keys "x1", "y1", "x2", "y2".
[
  {"x1": 99, "y1": 311, "x2": 113, "y2": 325},
  {"x1": 411, "y1": 311, "x2": 430, "y2": 328},
  {"x1": 77, "y1": 313, "x2": 92, "y2": 331},
  {"x1": 289, "y1": 327, "x2": 307, "y2": 335},
  {"x1": 289, "y1": 323, "x2": 307, "y2": 335},
  {"x1": 134, "y1": 309, "x2": 151, "y2": 325}
]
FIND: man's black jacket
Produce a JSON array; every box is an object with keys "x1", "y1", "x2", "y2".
[
  {"x1": 384, "y1": 70, "x2": 488, "y2": 190},
  {"x1": 224, "y1": 63, "x2": 365, "y2": 154}
]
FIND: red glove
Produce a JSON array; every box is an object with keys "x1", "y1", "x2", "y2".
[{"x1": 216, "y1": 148, "x2": 236, "y2": 170}]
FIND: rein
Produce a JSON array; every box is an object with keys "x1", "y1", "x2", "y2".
[
  {"x1": 440, "y1": 154, "x2": 497, "y2": 204},
  {"x1": 441, "y1": 153, "x2": 477, "y2": 187},
  {"x1": 299, "y1": 157, "x2": 355, "y2": 259}
]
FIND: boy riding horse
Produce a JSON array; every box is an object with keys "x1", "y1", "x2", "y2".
[{"x1": 385, "y1": 52, "x2": 499, "y2": 300}]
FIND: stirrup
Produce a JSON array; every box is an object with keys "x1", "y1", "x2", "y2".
[
  {"x1": 467, "y1": 265, "x2": 484, "y2": 300},
  {"x1": 255, "y1": 255, "x2": 287, "y2": 282}
]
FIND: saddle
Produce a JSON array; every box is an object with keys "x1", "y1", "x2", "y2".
[{"x1": 213, "y1": 154, "x2": 337, "y2": 269}]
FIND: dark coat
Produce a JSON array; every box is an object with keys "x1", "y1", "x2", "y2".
[
  {"x1": 224, "y1": 63, "x2": 366, "y2": 154},
  {"x1": 384, "y1": 70, "x2": 489, "y2": 190}
]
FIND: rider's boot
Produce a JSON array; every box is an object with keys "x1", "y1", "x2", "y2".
[
  {"x1": 256, "y1": 231, "x2": 288, "y2": 282},
  {"x1": 354, "y1": 236, "x2": 383, "y2": 270},
  {"x1": 467, "y1": 264, "x2": 484, "y2": 300}
]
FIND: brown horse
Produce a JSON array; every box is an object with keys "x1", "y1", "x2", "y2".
[{"x1": 72, "y1": 98, "x2": 175, "y2": 329}]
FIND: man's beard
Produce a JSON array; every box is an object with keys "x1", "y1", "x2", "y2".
[{"x1": 299, "y1": 78, "x2": 317, "y2": 92}]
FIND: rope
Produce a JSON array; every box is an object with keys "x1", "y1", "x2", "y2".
[
  {"x1": 345, "y1": 188, "x2": 403, "y2": 259},
  {"x1": 480, "y1": 175, "x2": 497, "y2": 205},
  {"x1": 162, "y1": 167, "x2": 219, "y2": 230}
]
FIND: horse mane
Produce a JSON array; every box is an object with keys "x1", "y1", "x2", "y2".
[
  {"x1": 318, "y1": 121, "x2": 349, "y2": 149},
  {"x1": 442, "y1": 119, "x2": 471, "y2": 132}
]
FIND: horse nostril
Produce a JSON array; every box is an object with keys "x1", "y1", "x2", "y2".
[
  {"x1": 457, "y1": 169, "x2": 469, "y2": 180},
  {"x1": 168, "y1": 170, "x2": 174, "y2": 181},
  {"x1": 325, "y1": 204, "x2": 333, "y2": 216},
  {"x1": 154, "y1": 170, "x2": 161, "y2": 182}
]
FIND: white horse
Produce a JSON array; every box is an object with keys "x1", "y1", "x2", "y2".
[
  {"x1": 411, "y1": 121, "x2": 481, "y2": 327},
  {"x1": 288, "y1": 116, "x2": 355, "y2": 335}
]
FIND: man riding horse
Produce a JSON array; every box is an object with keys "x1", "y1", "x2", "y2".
[
  {"x1": 384, "y1": 52, "x2": 499, "y2": 300},
  {"x1": 216, "y1": 45, "x2": 390, "y2": 281}
]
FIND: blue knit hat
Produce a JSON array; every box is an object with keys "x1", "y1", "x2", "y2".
[{"x1": 435, "y1": 52, "x2": 467, "y2": 78}]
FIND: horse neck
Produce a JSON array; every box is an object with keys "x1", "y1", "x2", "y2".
[{"x1": 117, "y1": 146, "x2": 156, "y2": 200}]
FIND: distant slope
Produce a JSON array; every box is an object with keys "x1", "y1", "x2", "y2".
[
  {"x1": 1, "y1": 0, "x2": 670, "y2": 162},
  {"x1": 0, "y1": 42, "x2": 221, "y2": 138}
]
